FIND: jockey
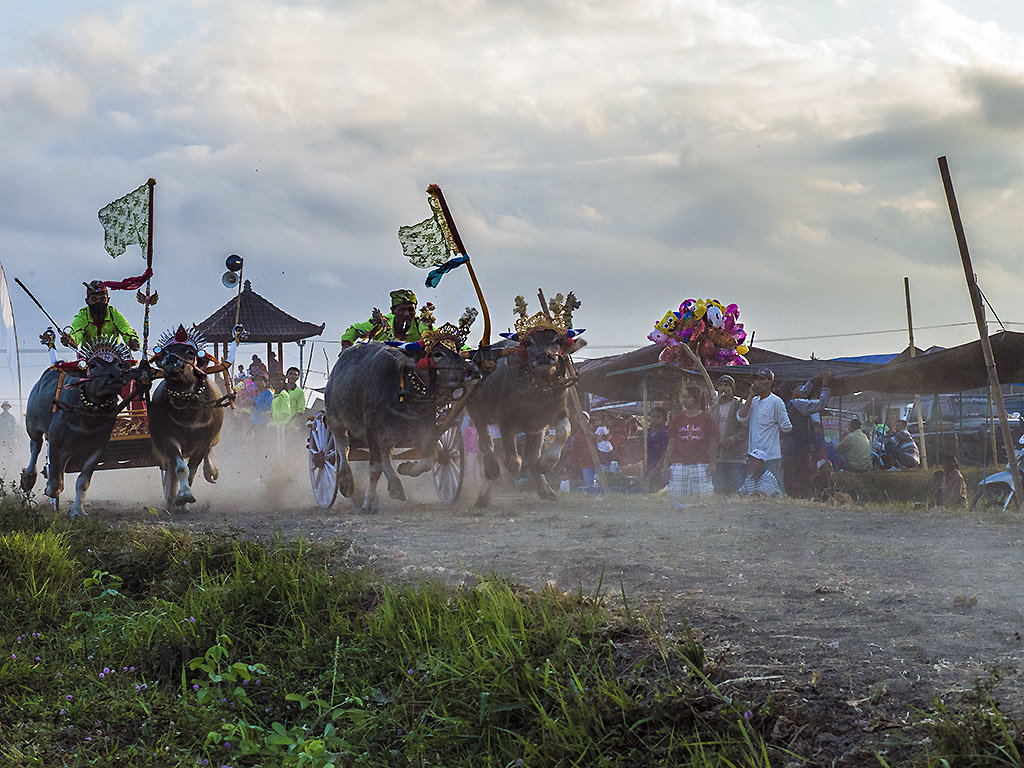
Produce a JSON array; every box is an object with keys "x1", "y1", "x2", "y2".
[
  {"x1": 61, "y1": 280, "x2": 141, "y2": 352},
  {"x1": 340, "y1": 288, "x2": 427, "y2": 347}
]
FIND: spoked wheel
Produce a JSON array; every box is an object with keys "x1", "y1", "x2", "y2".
[
  {"x1": 308, "y1": 412, "x2": 339, "y2": 509},
  {"x1": 970, "y1": 483, "x2": 1014, "y2": 512},
  {"x1": 432, "y1": 423, "x2": 465, "y2": 505}
]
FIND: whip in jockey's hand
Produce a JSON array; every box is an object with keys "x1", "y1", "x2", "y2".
[{"x1": 66, "y1": 280, "x2": 141, "y2": 352}]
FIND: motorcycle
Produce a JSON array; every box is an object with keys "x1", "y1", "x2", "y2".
[{"x1": 970, "y1": 435, "x2": 1024, "y2": 511}]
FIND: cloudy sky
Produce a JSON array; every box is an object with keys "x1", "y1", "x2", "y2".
[{"x1": 4, "y1": 0, "x2": 1024, "y2": 388}]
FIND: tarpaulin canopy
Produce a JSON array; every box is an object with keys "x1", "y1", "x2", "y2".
[
  {"x1": 831, "y1": 331, "x2": 1024, "y2": 395},
  {"x1": 577, "y1": 345, "x2": 845, "y2": 401},
  {"x1": 576, "y1": 332, "x2": 1024, "y2": 401}
]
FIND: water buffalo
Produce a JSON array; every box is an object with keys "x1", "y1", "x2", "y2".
[
  {"x1": 148, "y1": 328, "x2": 226, "y2": 510},
  {"x1": 324, "y1": 338, "x2": 474, "y2": 513},
  {"x1": 22, "y1": 340, "x2": 133, "y2": 517},
  {"x1": 468, "y1": 326, "x2": 586, "y2": 507}
]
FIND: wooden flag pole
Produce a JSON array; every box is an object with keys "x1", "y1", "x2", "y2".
[
  {"x1": 142, "y1": 178, "x2": 156, "y2": 357},
  {"x1": 904, "y1": 277, "x2": 928, "y2": 470},
  {"x1": 938, "y1": 156, "x2": 1022, "y2": 508},
  {"x1": 426, "y1": 185, "x2": 491, "y2": 348},
  {"x1": 538, "y1": 288, "x2": 609, "y2": 494}
]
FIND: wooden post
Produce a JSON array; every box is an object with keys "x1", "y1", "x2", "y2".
[
  {"x1": 938, "y1": 156, "x2": 1022, "y2": 507},
  {"x1": 426, "y1": 185, "x2": 491, "y2": 349},
  {"x1": 904, "y1": 277, "x2": 928, "y2": 470},
  {"x1": 141, "y1": 178, "x2": 156, "y2": 357},
  {"x1": 537, "y1": 288, "x2": 608, "y2": 493},
  {"x1": 642, "y1": 376, "x2": 650, "y2": 477}
]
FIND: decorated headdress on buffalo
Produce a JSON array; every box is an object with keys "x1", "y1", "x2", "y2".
[
  {"x1": 153, "y1": 325, "x2": 209, "y2": 363},
  {"x1": 389, "y1": 307, "x2": 478, "y2": 370},
  {"x1": 500, "y1": 292, "x2": 584, "y2": 344},
  {"x1": 79, "y1": 334, "x2": 133, "y2": 368}
]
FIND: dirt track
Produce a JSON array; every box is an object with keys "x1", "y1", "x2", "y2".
[{"x1": 75, "y1": 441, "x2": 1024, "y2": 764}]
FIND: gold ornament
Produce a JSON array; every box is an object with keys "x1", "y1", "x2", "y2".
[{"x1": 511, "y1": 291, "x2": 581, "y2": 338}]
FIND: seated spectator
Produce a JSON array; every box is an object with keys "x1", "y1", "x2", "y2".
[
  {"x1": 933, "y1": 454, "x2": 968, "y2": 509},
  {"x1": 645, "y1": 406, "x2": 669, "y2": 491},
  {"x1": 883, "y1": 419, "x2": 921, "y2": 469},
  {"x1": 835, "y1": 418, "x2": 872, "y2": 472},
  {"x1": 811, "y1": 459, "x2": 839, "y2": 502},
  {"x1": 594, "y1": 416, "x2": 618, "y2": 471},
  {"x1": 737, "y1": 448, "x2": 784, "y2": 498}
]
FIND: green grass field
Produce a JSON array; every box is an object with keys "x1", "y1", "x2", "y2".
[{"x1": 2, "y1": 482, "x2": 1022, "y2": 767}]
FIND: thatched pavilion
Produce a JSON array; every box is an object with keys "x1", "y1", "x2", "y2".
[{"x1": 195, "y1": 279, "x2": 324, "y2": 379}]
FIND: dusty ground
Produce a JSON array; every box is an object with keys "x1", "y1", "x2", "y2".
[{"x1": 54, "y1": 434, "x2": 1024, "y2": 766}]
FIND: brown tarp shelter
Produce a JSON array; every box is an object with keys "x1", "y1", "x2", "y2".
[
  {"x1": 831, "y1": 331, "x2": 1024, "y2": 395},
  {"x1": 576, "y1": 331, "x2": 1024, "y2": 401},
  {"x1": 576, "y1": 344, "x2": 851, "y2": 401}
]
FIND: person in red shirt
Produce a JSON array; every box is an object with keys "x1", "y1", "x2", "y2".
[{"x1": 663, "y1": 384, "x2": 718, "y2": 498}]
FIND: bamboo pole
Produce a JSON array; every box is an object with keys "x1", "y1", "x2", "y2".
[
  {"x1": 141, "y1": 178, "x2": 156, "y2": 357},
  {"x1": 938, "y1": 156, "x2": 1022, "y2": 507},
  {"x1": 537, "y1": 288, "x2": 608, "y2": 493},
  {"x1": 426, "y1": 185, "x2": 491, "y2": 349},
  {"x1": 904, "y1": 277, "x2": 928, "y2": 470}
]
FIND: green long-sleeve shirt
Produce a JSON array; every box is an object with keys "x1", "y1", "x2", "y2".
[
  {"x1": 340, "y1": 313, "x2": 426, "y2": 344},
  {"x1": 69, "y1": 305, "x2": 139, "y2": 349}
]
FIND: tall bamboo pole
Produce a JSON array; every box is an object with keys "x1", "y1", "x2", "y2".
[
  {"x1": 938, "y1": 156, "x2": 1022, "y2": 507},
  {"x1": 426, "y1": 185, "x2": 491, "y2": 349},
  {"x1": 904, "y1": 277, "x2": 928, "y2": 470},
  {"x1": 537, "y1": 288, "x2": 608, "y2": 493},
  {"x1": 141, "y1": 178, "x2": 156, "y2": 357}
]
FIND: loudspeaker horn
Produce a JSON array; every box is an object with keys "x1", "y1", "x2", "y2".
[
  {"x1": 225, "y1": 254, "x2": 244, "y2": 272},
  {"x1": 222, "y1": 271, "x2": 240, "y2": 289}
]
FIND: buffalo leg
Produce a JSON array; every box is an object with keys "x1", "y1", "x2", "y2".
[
  {"x1": 538, "y1": 416, "x2": 570, "y2": 475},
  {"x1": 203, "y1": 451, "x2": 218, "y2": 483},
  {"x1": 397, "y1": 436, "x2": 435, "y2": 478},
  {"x1": 361, "y1": 443, "x2": 385, "y2": 514},
  {"x1": 472, "y1": 415, "x2": 501, "y2": 481},
  {"x1": 21, "y1": 432, "x2": 43, "y2": 492},
  {"x1": 187, "y1": 452, "x2": 205, "y2": 488},
  {"x1": 500, "y1": 423, "x2": 523, "y2": 477},
  {"x1": 44, "y1": 448, "x2": 66, "y2": 502},
  {"x1": 331, "y1": 423, "x2": 354, "y2": 498},
  {"x1": 70, "y1": 447, "x2": 105, "y2": 518},
  {"x1": 377, "y1": 443, "x2": 406, "y2": 502},
  {"x1": 161, "y1": 467, "x2": 178, "y2": 508},
  {"x1": 167, "y1": 439, "x2": 196, "y2": 508},
  {"x1": 522, "y1": 431, "x2": 557, "y2": 500}
]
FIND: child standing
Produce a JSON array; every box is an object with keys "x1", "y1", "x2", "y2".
[{"x1": 664, "y1": 385, "x2": 718, "y2": 498}]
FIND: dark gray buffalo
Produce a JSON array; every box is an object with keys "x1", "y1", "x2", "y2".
[
  {"x1": 22, "y1": 343, "x2": 132, "y2": 517},
  {"x1": 148, "y1": 330, "x2": 226, "y2": 510},
  {"x1": 324, "y1": 340, "x2": 474, "y2": 513},
  {"x1": 468, "y1": 327, "x2": 586, "y2": 507}
]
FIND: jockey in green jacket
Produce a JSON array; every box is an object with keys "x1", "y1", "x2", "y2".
[
  {"x1": 340, "y1": 289, "x2": 426, "y2": 347},
  {"x1": 61, "y1": 280, "x2": 141, "y2": 352}
]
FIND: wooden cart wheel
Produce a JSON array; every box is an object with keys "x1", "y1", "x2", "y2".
[
  {"x1": 308, "y1": 412, "x2": 339, "y2": 509},
  {"x1": 432, "y1": 422, "x2": 465, "y2": 505}
]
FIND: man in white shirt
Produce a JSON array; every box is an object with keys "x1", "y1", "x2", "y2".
[{"x1": 736, "y1": 368, "x2": 792, "y2": 491}]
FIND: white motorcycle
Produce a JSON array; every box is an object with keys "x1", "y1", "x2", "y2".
[{"x1": 970, "y1": 435, "x2": 1024, "y2": 511}]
